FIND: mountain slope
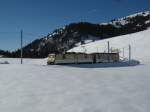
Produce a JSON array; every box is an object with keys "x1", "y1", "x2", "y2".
[{"x1": 11, "y1": 11, "x2": 150, "y2": 58}]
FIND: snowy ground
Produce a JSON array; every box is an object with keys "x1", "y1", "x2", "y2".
[
  {"x1": 0, "y1": 29, "x2": 150, "y2": 112},
  {"x1": 0, "y1": 61, "x2": 150, "y2": 112},
  {"x1": 0, "y1": 58, "x2": 47, "y2": 65}
]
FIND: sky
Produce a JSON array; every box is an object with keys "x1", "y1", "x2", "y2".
[{"x1": 0, "y1": 0, "x2": 149, "y2": 51}]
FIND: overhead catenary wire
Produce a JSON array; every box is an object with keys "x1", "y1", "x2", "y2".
[
  {"x1": 0, "y1": 31, "x2": 19, "y2": 34},
  {"x1": 21, "y1": 30, "x2": 23, "y2": 64},
  {"x1": 0, "y1": 31, "x2": 45, "y2": 38}
]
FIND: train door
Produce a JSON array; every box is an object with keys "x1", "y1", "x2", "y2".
[{"x1": 93, "y1": 54, "x2": 96, "y2": 63}]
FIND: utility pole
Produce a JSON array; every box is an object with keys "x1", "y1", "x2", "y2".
[
  {"x1": 82, "y1": 46, "x2": 86, "y2": 53},
  {"x1": 21, "y1": 30, "x2": 23, "y2": 64},
  {"x1": 96, "y1": 47, "x2": 99, "y2": 53},
  {"x1": 108, "y1": 41, "x2": 110, "y2": 53},
  {"x1": 123, "y1": 48, "x2": 125, "y2": 58},
  {"x1": 107, "y1": 41, "x2": 110, "y2": 62},
  {"x1": 110, "y1": 47, "x2": 112, "y2": 53},
  {"x1": 129, "y1": 44, "x2": 131, "y2": 62}
]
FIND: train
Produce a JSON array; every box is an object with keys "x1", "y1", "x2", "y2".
[{"x1": 47, "y1": 52, "x2": 120, "y2": 65}]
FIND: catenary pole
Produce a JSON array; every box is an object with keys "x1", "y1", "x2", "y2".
[
  {"x1": 108, "y1": 41, "x2": 110, "y2": 53},
  {"x1": 129, "y1": 44, "x2": 131, "y2": 62},
  {"x1": 107, "y1": 41, "x2": 110, "y2": 62},
  {"x1": 21, "y1": 30, "x2": 23, "y2": 64},
  {"x1": 123, "y1": 48, "x2": 125, "y2": 58}
]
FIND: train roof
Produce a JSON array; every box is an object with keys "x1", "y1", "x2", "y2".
[{"x1": 49, "y1": 52, "x2": 119, "y2": 55}]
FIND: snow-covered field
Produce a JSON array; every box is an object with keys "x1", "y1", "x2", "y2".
[{"x1": 0, "y1": 29, "x2": 150, "y2": 112}]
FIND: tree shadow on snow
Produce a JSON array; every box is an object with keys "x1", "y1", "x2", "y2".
[{"x1": 61, "y1": 60, "x2": 141, "y2": 68}]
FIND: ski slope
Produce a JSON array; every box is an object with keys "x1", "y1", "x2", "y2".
[
  {"x1": 68, "y1": 28, "x2": 150, "y2": 63},
  {"x1": 0, "y1": 29, "x2": 150, "y2": 112}
]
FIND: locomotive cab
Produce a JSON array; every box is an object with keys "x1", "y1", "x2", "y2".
[{"x1": 47, "y1": 54, "x2": 56, "y2": 64}]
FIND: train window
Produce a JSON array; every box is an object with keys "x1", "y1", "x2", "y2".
[
  {"x1": 84, "y1": 54, "x2": 88, "y2": 58},
  {"x1": 62, "y1": 54, "x2": 66, "y2": 59},
  {"x1": 49, "y1": 54, "x2": 55, "y2": 58},
  {"x1": 98, "y1": 54, "x2": 101, "y2": 59}
]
